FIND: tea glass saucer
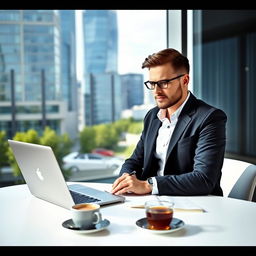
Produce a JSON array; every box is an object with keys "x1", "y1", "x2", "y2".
[
  {"x1": 62, "y1": 218, "x2": 110, "y2": 234},
  {"x1": 136, "y1": 217, "x2": 185, "y2": 234}
]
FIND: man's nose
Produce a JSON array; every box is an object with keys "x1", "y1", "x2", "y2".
[{"x1": 154, "y1": 84, "x2": 162, "y2": 92}]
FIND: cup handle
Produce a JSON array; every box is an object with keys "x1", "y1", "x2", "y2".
[{"x1": 93, "y1": 212, "x2": 102, "y2": 224}]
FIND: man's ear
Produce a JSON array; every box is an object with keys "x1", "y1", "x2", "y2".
[{"x1": 183, "y1": 74, "x2": 190, "y2": 86}]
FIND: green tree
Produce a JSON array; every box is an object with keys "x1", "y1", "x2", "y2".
[
  {"x1": 7, "y1": 127, "x2": 73, "y2": 182},
  {"x1": 127, "y1": 120, "x2": 143, "y2": 134},
  {"x1": 79, "y1": 118, "x2": 142, "y2": 155},
  {"x1": 113, "y1": 118, "x2": 131, "y2": 136},
  {"x1": 80, "y1": 126, "x2": 97, "y2": 153},
  {"x1": 0, "y1": 131, "x2": 9, "y2": 169},
  {"x1": 94, "y1": 124, "x2": 119, "y2": 149},
  {"x1": 40, "y1": 126, "x2": 73, "y2": 179},
  {"x1": 7, "y1": 129, "x2": 40, "y2": 181}
]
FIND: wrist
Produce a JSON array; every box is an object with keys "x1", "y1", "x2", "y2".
[{"x1": 146, "y1": 177, "x2": 153, "y2": 193}]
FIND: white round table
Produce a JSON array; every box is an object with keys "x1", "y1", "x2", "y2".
[{"x1": 0, "y1": 182, "x2": 256, "y2": 246}]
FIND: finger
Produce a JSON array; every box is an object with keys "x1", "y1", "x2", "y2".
[
  {"x1": 111, "y1": 179, "x2": 131, "y2": 194},
  {"x1": 111, "y1": 182, "x2": 126, "y2": 194},
  {"x1": 114, "y1": 186, "x2": 132, "y2": 195},
  {"x1": 113, "y1": 175, "x2": 140, "y2": 195},
  {"x1": 111, "y1": 173, "x2": 129, "y2": 189},
  {"x1": 111, "y1": 175, "x2": 125, "y2": 190}
]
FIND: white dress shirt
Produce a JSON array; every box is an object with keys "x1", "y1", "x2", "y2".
[{"x1": 151, "y1": 92, "x2": 190, "y2": 194}]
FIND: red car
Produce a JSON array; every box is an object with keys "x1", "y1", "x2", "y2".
[{"x1": 92, "y1": 148, "x2": 115, "y2": 157}]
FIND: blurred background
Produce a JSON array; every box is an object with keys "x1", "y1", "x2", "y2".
[{"x1": 0, "y1": 10, "x2": 255, "y2": 187}]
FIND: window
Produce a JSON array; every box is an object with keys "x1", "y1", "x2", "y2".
[
  {"x1": 192, "y1": 10, "x2": 256, "y2": 163},
  {"x1": 0, "y1": 9, "x2": 167, "y2": 186}
]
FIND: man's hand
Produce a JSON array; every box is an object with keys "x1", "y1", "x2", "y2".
[{"x1": 111, "y1": 173, "x2": 152, "y2": 195}]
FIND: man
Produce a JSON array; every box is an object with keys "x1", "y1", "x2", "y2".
[{"x1": 111, "y1": 48, "x2": 227, "y2": 196}]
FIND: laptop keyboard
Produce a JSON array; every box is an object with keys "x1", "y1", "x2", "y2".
[{"x1": 69, "y1": 190, "x2": 101, "y2": 204}]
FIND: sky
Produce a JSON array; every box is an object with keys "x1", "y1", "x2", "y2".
[
  {"x1": 116, "y1": 10, "x2": 166, "y2": 75},
  {"x1": 75, "y1": 10, "x2": 166, "y2": 81}
]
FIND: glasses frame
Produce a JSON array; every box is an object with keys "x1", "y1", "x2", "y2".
[{"x1": 144, "y1": 74, "x2": 185, "y2": 90}]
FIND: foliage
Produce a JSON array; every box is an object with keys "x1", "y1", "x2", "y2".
[
  {"x1": 79, "y1": 118, "x2": 143, "y2": 154},
  {"x1": 80, "y1": 124, "x2": 119, "y2": 153},
  {"x1": 7, "y1": 129, "x2": 40, "y2": 182},
  {"x1": 40, "y1": 127, "x2": 73, "y2": 179},
  {"x1": 94, "y1": 124, "x2": 119, "y2": 149},
  {"x1": 7, "y1": 127, "x2": 73, "y2": 182},
  {"x1": 2, "y1": 118, "x2": 143, "y2": 184},
  {"x1": 0, "y1": 131, "x2": 9, "y2": 168},
  {"x1": 113, "y1": 144, "x2": 136, "y2": 159},
  {"x1": 112, "y1": 118, "x2": 132, "y2": 136},
  {"x1": 127, "y1": 120, "x2": 143, "y2": 134},
  {"x1": 79, "y1": 126, "x2": 97, "y2": 153}
]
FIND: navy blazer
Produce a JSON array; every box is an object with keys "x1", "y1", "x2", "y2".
[{"x1": 120, "y1": 92, "x2": 227, "y2": 196}]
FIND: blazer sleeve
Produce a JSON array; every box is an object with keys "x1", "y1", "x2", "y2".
[
  {"x1": 118, "y1": 135, "x2": 144, "y2": 177},
  {"x1": 119, "y1": 108, "x2": 154, "y2": 178},
  {"x1": 155, "y1": 108, "x2": 227, "y2": 196}
]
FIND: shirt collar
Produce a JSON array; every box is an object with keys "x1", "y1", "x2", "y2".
[{"x1": 157, "y1": 91, "x2": 191, "y2": 122}]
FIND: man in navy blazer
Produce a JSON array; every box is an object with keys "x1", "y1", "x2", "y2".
[{"x1": 112, "y1": 48, "x2": 227, "y2": 196}]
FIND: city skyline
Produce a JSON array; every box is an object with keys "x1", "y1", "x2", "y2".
[
  {"x1": 0, "y1": 10, "x2": 165, "y2": 139},
  {"x1": 82, "y1": 10, "x2": 121, "y2": 126},
  {"x1": 76, "y1": 10, "x2": 166, "y2": 81}
]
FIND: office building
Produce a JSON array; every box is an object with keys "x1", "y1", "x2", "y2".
[
  {"x1": 59, "y1": 10, "x2": 77, "y2": 112},
  {"x1": 82, "y1": 10, "x2": 120, "y2": 125},
  {"x1": 0, "y1": 10, "x2": 79, "y2": 139},
  {"x1": 83, "y1": 10, "x2": 117, "y2": 73},
  {"x1": 85, "y1": 72, "x2": 121, "y2": 126},
  {"x1": 0, "y1": 10, "x2": 68, "y2": 138},
  {"x1": 121, "y1": 73, "x2": 144, "y2": 110},
  {"x1": 59, "y1": 10, "x2": 78, "y2": 139}
]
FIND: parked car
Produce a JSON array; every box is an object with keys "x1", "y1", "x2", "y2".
[
  {"x1": 91, "y1": 148, "x2": 115, "y2": 157},
  {"x1": 62, "y1": 152, "x2": 124, "y2": 181}
]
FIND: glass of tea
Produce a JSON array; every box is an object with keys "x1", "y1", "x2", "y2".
[{"x1": 145, "y1": 200, "x2": 174, "y2": 230}]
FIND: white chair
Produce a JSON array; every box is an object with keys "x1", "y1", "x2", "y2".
[{"x1": 221, "y1": 158, "x2": 256, "y2": 202}]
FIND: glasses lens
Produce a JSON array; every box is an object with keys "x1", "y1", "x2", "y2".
[
  {"x1": 145, "y1": 81, "x2": 154, "y2": 90},
  {"x1": 157, "y1": 81, "x2": 168, "y2": 88}
]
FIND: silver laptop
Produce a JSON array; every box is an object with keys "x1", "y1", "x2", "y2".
[{"x1": 8, "y1": 140, "x2": 125, "y2": 209}]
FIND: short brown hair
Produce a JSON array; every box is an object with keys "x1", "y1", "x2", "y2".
[{"x1": 141, "y1": 48, "x2": 189, "y2": 73}]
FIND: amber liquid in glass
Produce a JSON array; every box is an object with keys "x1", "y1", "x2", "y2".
[{"x1": 146, "y1": 206, "x2": 173, "y2": 230}]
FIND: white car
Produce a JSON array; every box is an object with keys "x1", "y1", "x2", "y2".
[{"x1": 63, "y1": 152, "x2": 124, "y2": 181}]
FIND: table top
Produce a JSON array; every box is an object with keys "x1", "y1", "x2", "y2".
[{"x1": 1, "y1": 182, "x2": 256, "y2": 246}]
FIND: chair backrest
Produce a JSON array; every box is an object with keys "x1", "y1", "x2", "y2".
[
  {"x1": 221, "y1": 158, "x2": 251, "y2": 197},
  {"x1": 228, "y1": 164, "x2": 256, "y2": 202}
]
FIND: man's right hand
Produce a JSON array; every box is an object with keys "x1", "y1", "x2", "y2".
[{"x1": 111, "y1": 173, "x2": 152, "y2": 195}]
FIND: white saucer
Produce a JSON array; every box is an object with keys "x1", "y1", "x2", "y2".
[
  {"x1": 62, "y1": 219, "x2": 110, "y2": 234},
  {"x1": 136, "y1": 217, "x2": 185, "y2": 234}
]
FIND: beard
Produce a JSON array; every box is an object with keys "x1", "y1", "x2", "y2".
[{"x1": 155, "y1": 83, "x2": 183, "y2": 109}]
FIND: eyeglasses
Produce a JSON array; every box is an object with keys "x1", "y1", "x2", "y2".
[{"x1": 144, "y1": 74, "x2": 185, "y2": 90}]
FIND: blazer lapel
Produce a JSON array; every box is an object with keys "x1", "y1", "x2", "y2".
[
  {"x1": 144, "y1": 118, "x2": 161, "y2": 170},
  {"x1": 165, "y1": 114, "x2": 191, "y2": 161},
  {"x1": 165, "y1": 92, "x2": 197, "y2": 161}
]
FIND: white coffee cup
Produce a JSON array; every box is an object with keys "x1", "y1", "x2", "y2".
[{"x1": 71, "y1": 203, "x2": 102, "y2": 229}]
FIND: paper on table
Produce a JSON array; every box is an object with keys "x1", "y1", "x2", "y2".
[{"x1": 126, "y1": 195, "x2": 205, "y2": 212}]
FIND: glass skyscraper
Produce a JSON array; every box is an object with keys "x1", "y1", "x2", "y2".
[
  {"x1": 83, "y1": 10, "x2": 117, "y2": 73},
  {"x1": 59, "y1": 10, "x2": 78, "y2": 139},
  {"x1": 0, "y1": 10, "x2": 67, "y2": 137},
  {"x1": 59, "y1": 10, "x2": 77, "y2": 112},
  {"x1": 85, "y1": 73, "x2": 121, "y2": 125},
  {"x1": 121, "y1": 73, "x2": 144, "y2": 110},
  {"x1": 82, "y1": 10, "x2": 121, "y2": 126}
]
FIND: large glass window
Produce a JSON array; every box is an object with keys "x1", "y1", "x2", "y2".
[
  {"x1": 0, "y1": 9, "x2": 167, "y2": 186},
  {"x1": 78, "y1": 10, "x2": 166, "y2": 126},
  {"x1": 0, "y1": 10, "x2": 20, "y2": 21},
  {"x1": 23, "y1": 10, "x2": 54, "y2": 22},
  {"x1": 192, "y1": 10, "x2": 256, "y2": 163}
]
